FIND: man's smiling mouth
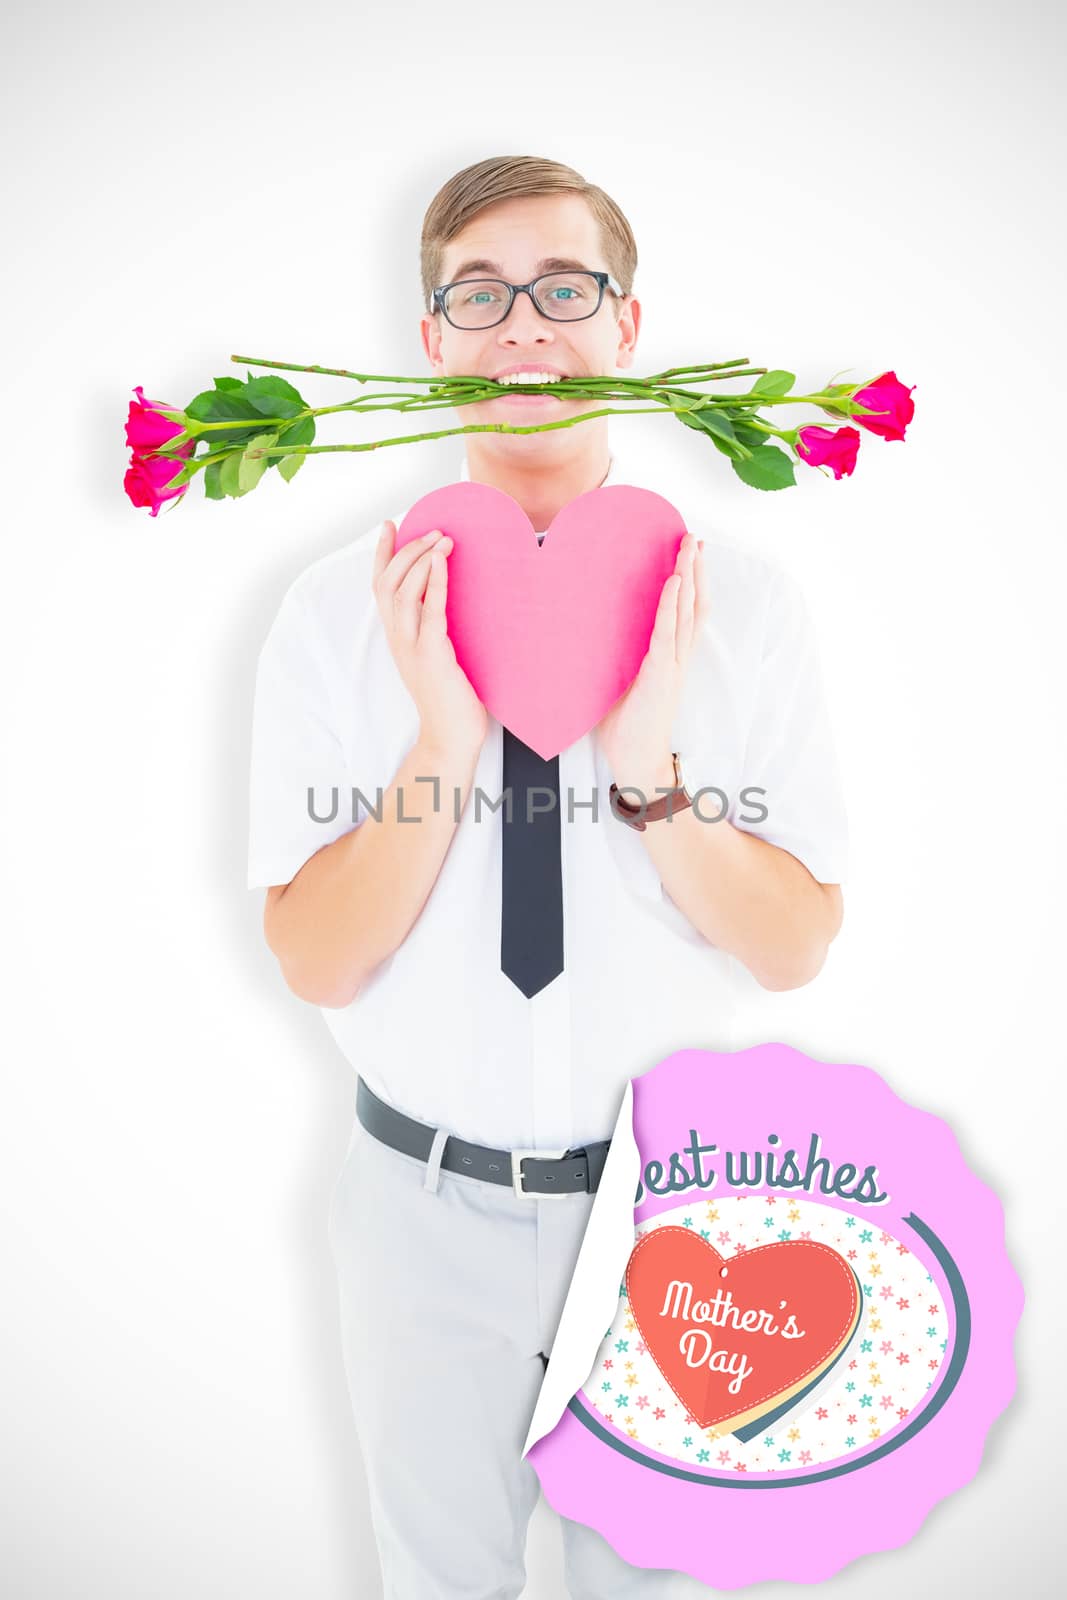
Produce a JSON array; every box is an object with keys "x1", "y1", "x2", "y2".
[{"x1": 492, "y1": 371, "x2": 564, "y2": 385}]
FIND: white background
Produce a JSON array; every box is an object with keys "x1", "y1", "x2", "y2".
[{"x1": 3, "y1": 1, "x2": 1063, "y2": 1594}]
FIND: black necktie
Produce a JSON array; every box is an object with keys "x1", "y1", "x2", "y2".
[{"x1": 500, "y1": 727, "x2": 564, "y2": 997}]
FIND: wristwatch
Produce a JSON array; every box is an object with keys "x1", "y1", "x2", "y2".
[{"x1": 609, "y1": 752, "x2": 693, "y2": 832}]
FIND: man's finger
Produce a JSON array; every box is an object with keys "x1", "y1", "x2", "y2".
[
  {"x1": 649, "y1": 571, "x2": 680, "y2": 658},
  {"x1": 394, "y1": 550, "x2": 434, "y2": 646},
  {"x1": 677, "y1": 540, "x2": 696, "y2": 661},
  {"x1": 380, "y1": 528, "x2": 442, "y2": 598},
  {"x1": 419, "y1": 539, "x2": 451, "y2": 639}
]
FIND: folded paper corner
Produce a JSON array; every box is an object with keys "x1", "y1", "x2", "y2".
[{"x1": 520, "y1": 1077, "x2": 641, "y2": 1459}]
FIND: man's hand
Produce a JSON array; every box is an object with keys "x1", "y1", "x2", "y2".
[
  {"x1": 374, "y1": 521, "x2": 488, "y2": 759},
  {"x1": 595, "y1": 532, "x2": 707, "y2": 793},
  {"x1": 594, "y1": 532, "x2": 844, "y2": 989}
]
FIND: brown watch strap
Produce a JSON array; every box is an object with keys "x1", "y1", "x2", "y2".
[{"x1": 609, "y1": 753, "x2": 692, "y2": 832}]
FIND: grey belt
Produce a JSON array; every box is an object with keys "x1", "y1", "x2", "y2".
[{"x1": 356, "y1": 1076, "x2": 611, "y2": 1199}]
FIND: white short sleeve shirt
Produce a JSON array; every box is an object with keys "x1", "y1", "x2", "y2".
[{"x1": 247, "y1": 446, "x2": 848, "y2": 1150}]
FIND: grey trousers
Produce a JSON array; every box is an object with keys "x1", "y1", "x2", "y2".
[{"x1": 327, "y1": 1113, "x2": 715, "y2": 1599}]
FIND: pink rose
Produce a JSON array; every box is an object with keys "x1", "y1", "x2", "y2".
[
  {"x1": 123, "y1": 450, "x2": 193, "y2": 517},
  {"x1": 796, "y1": 425, "x2": 860, "y2": 480},
  {"x1": 851, "y1": 371, "x2": 915, "y2": 441},
  {"x1": 124, "y1": 385, "x2": 194, "y2": 515},
  {"x1": 125, "y1": 385, "x2": 189, "y2": 452}
]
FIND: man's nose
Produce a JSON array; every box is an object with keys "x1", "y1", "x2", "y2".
[{"x1": 497, "y1": 288, "x2": 553, "y2": 339}]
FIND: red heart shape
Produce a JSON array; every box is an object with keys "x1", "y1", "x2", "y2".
[
  {"x1": 625, "y1": 1227, "x2": 861, "y2": 1433},
  {"x1": 395, "y1": 481, "x2": 686, "y2": 760}
]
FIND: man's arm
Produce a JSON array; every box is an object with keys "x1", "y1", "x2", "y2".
[
  {"x1": 260, "y1": 522, "x2": 492, "y2": 1010},
  {"x1": 263, "y1": 734, "x2": 481, "y2": 1009},
  {"x1": 614, "y1": 751, "x2": 844, "y2": 991}
]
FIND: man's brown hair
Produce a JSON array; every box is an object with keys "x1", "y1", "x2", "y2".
[{"x1": 420, "y1": 155, "x2": 638, "y2": 313}]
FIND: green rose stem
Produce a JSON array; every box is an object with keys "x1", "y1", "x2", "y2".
[
  {"x1": 151, "y1": 352, "x2": 880, "y2": 491},
  {"x1": 179, "y1": 387, "x2": 850, "y2": 441},
  {"x1": 174, "y1": 384, "x2": 849, "y2": 444},
  {"x1": 158, "y1": 387, "x2": 860, "y2": 478},
  {"x1": 227, "y1": 353, "x2": 760, "y2": 387}
]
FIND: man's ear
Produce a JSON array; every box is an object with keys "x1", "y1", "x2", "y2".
[
  {"x1": 615, "y1": 296, "x2": 641, "y2": 371},
  {"x1": 420, "y1": 311, "x2": 444, "y2": 370}
]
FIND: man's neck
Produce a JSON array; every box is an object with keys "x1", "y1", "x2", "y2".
[{"x1": 463, "y1": 437, "x2": 611, "y2": 530}]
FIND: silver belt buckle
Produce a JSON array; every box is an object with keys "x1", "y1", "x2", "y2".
[{"x1": 511, "y1": 1147, "x2": 570, "y2": 1199}]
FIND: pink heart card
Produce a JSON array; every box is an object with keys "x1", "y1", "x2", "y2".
[{"x1": 395, "y1": 481, "x2": 687, "y2": 760}]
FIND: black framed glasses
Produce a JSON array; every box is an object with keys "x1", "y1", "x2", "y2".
[{"x1": 431, "y1": 269, "x2": 623, "y2": 330}]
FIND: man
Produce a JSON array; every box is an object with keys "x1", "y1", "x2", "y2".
[{"x1": 247, "y1": 155, "x2": 848, "y2": 1598}]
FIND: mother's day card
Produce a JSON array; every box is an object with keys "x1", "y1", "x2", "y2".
[{"x1": 523, "y1": 1043, "x2": 1022, "y2": 1588}]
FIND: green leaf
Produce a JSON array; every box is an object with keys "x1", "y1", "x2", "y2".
[
  {"x1": 675, "y1": 405, "x2": 748, "y2": 460},
  {"x1": 186, "y1": 388, "x2": 259, "y2": 423},
  {"x1": 183, "y1": 378, "x2": 304, "y2": 449},
  {"x1": 219, "y1": 449, "x2": 245, "y2": 498},
  {"x1": 203, "y1": 458, "x2": 225, "y2": 500},
  {"x1": 244, "y1": 374, "x2": 304, "y2": 403},
  {"x1": 213, "y1": 377, "x2": 245, "y2": 392},
  {"x1": 184, "y1": 388, "x2": 265, "y2": 447},
  {"x1": 730, "y1": 418, "x2": 770, "y2": 451},
  {"x1": 694, "y1": 407, "x2": 737, "y2": 442},
  {"x1": 238, "y1": 432, "x2": 279, "y2": 493},
  {"x1": 675, "y1": 406, "x2": 734, "y2": 439},
  {"x1": 674, "y1": 407, "x2": 705, "y2": 432},
  {"x1": 242, "y1": 375, "x2": 306, "y2": 420},
  {"x1": 278, "y1": 452, "x2": 305, "y2": 483},
  {"x1": 749, "y1": 370, "x2": 795, "y2": 397},
  {"x1": 731, "y1": 444, "x2": 797, "y2": 491},
  {"x1": 270, "y1": 413, "x2": 316, "y2": 470}
]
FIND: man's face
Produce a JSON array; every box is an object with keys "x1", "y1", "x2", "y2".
[{"x1": 419, "y1": 193, "x2": 640, "y2": 431}]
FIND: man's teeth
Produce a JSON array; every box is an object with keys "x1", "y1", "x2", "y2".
[{"x1": 495, "y1": 372, "x2": 563, "y2": 385}]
